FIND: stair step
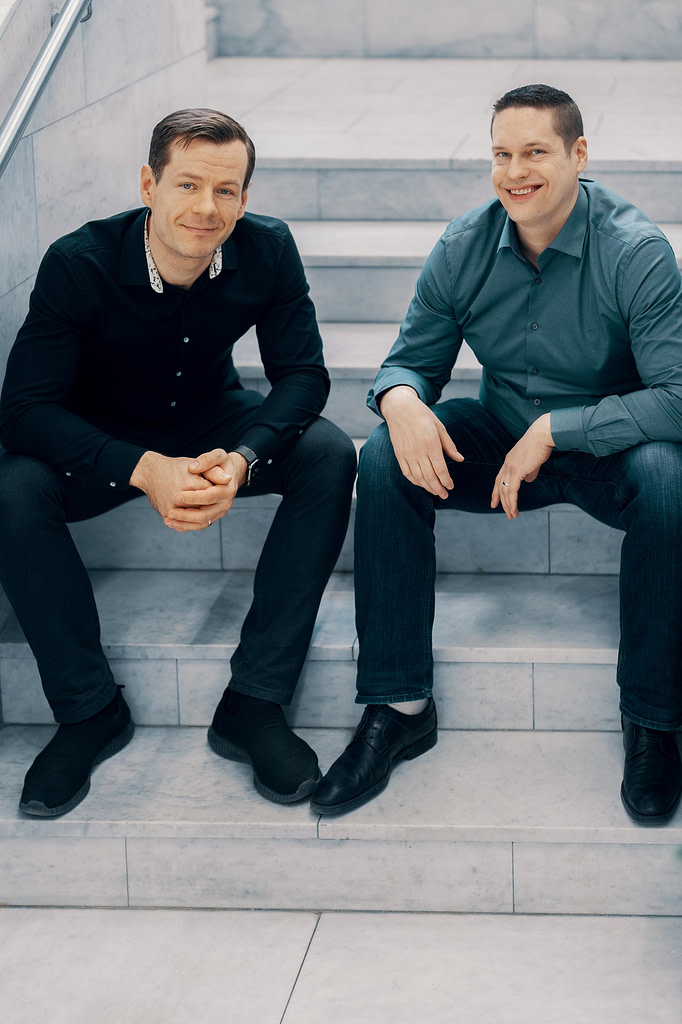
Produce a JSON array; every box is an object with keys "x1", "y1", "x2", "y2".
[
  {"x1": 1, "y1": 724, "x2": 680, "y2": 911},
  {"x1": 0, "y1": 569, "x2": 621, "y2": 730},
  {"x1": 286, "y1": 220, "x2": 682, "y2": 320},
  {"x1": 208, "y1": 58, "x2": 682, "y2": 222}
]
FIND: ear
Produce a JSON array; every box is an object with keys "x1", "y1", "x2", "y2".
[
  {"x1": 140, "y1": 164, "x2": 155, "y2": 209},
  {"x1": 237, "y1": 184, "x2": 250, "y2": 221},
  {"x1": 574, "y1": 136, "x2": 588, "y2": 173}
]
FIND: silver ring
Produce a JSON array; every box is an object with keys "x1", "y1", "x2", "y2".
[
  {"x1": 501, "y1": 481, "x2": 509, "y2": 487},
  {"x1": 208, "y1": 519, "x2": 212, "y2": 526}
]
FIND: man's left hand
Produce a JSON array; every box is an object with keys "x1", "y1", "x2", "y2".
[
  {"x1": 165, "y1": 448, "x2": 249, "y2": 531},
  {"x1": 491, "y1": 415, "x2": 555, "y2": 519}
]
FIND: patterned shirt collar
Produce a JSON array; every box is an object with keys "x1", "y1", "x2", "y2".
[{"x1": 143, "y1": 211, "x2": 223, "y2": 293}]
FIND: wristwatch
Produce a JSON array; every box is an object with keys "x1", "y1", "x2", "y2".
[{"x1": 231, "y1": 444, "x2": 260, "y2": 487}]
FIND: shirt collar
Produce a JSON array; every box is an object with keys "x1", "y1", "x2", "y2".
[
  {"x1": 143, "y1": 211, "x2": 223, "y2": 293},
  {"x1": 497, "y1": 182, "x2": 589, "y2": 262}
]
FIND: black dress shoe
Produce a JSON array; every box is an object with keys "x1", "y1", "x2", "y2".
[
  {"x1": 20, "y1": 688, "x2": 135, "y2": 817},
  {"x1": 620, "y1": 716, "x2": 682, "y2": 826},
  {"x1": 208, "y1": 688, "x2": 320, "y2": 804},
  {"x1": 311, "y1": 699, "x2": 437, "y2": 816}
]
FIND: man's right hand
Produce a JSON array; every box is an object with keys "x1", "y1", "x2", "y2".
[
  {"x1": 379, "y1": 386, "x2": 463, "y2": 499},
  {"x1": 129, "y1": 451, "x2": 216, "y2": 528}
]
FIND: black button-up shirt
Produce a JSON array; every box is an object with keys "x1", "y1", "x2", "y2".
[{"x1": 0, "y1": 209, "x2": 330, "y2": 487}]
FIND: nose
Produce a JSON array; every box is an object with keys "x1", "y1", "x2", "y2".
[
  {"x1": 192, "y1": 188, "x2": 218, "y2": 217},
  {"x1": 508, "y1": 153, "x2": 530, "y2": 181}
]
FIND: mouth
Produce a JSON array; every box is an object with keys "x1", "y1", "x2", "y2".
[
  {"x1": 505, "y1": 185, "x2": 542, "y2": 198},
  {"x1": 182, "y1": 224, "x2": 219, "y2": 235}
]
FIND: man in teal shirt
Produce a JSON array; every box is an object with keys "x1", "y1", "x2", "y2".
[{"x1": 312, "y1": 84, "x2": 682, "y2": 826}]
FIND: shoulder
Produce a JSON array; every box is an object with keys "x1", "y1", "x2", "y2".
[
  {"x1": 437, "y1": 199, "x2": 507, "y2": 262},
  {"x1": 46, "y1": 209, "x2": 143, "y2": 267},
  {"x1": 583, "y1": 180, "x2": 669, "y2": 251},
  {"x1": 233, "y1": 212, "x2": 294, "y2": 247}
]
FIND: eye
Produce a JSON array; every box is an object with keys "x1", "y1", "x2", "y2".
[
  {"x1": 217, "y1": 189, "x2": 234, "y2": 196},
  {"x1": 180, "y1": 183, "x2": 194, "y2": 190},
  {"x1": 531, "y1": 149, "x2": 545, "y2": 156}
]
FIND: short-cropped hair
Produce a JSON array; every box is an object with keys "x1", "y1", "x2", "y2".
[
  {"x1": 492, "y1": 84, "x2": 584, "y2": 153},
  {"x1": 148, "y1": 108, "x2": 256, "y2": 189}
]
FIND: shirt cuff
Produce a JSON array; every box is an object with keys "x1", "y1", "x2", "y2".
[
  {"x1": 549, "y1": 407, "x2": 587, "y2": 451},
  {"x1": 368, "y1": 368, "x2": 435, "y2": 416},
  {"x1": 94, "y1": 438, "x2": 149, "y2": 489}
]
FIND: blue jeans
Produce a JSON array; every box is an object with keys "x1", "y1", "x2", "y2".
[
  {"x1": 0, "y1": 393, "x2": 356, "y2": 722},
  {"x1": 354, "y1": 398, "x2": 682, "y2": 731}
]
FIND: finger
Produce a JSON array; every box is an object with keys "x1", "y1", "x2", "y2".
[
  {"x1": 202, "y1": 465, "x2": 232, "y2": 485},
  {"x1": 165, "y1": 506, "x2": 227, "y2": 528},
  {"x1": 437, "y1": 424, "x2": 465, "y2": 464},
  {"x1": 188, "y1": 449, "x2": 228, "y2": 474},
  {"x1": 174, "y1": 485, "x2": 233, "y2": 507}
]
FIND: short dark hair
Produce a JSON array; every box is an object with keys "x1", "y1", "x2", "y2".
[
  {"x1": 148, "y1": 108, "x2": 256, "y2": 189},
  {"x1": 491, "y1": 84, "x2": 584, "y2": 154}
]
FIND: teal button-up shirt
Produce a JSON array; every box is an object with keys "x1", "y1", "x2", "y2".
[{"x1": 369, "y1": 180, "x2": 682, "y2": 455}]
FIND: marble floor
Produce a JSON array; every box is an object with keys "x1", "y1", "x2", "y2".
[
  {"x1": 1, "y1": 907, "x2": 680, "y2": 1023},
  {"x1": 207, "y1": 57, "x2": 682, "y2": 165}
]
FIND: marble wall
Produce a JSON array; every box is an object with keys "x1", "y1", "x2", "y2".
[
  {"x1": 215, "y1": 0, "x2": 682, "y2": 59},
  {"x1": 0, "y1": 0, "x2": 210, "y2": 376}
]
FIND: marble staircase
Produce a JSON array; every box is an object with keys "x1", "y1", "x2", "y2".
[{"x1": 1, "y1": 57, "x2": 681, "y2": 911}]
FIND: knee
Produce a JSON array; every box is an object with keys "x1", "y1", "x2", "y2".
[
  {"x1": 622, "y1": 442, "x2": 682, "y2": 523},
  {"x1": 358, "y1": 423, "x2": 401, "y2": 491},
  {"x1": 295, "y1": 417, "x2": 357, "y2": 490},
  {"x1": 0, "y1": 453, "x2": 63, "y2": 524}
]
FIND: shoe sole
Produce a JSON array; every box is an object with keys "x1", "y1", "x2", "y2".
[
  {"x1": 207, "y1": 726, "x2": 321, "y2": 804},
  {"x1": 19, "y1": 718, "x2": 136, "y2": 818},
  {"x1": 310, "y1": 725, "x2": 438, "y2": 817},
  {"x1": 619, "y1": 781, "x2": 682, "y2": 827}
]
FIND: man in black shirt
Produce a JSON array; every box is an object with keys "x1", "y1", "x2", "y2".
[{"x1": 0, "y1": 108, "x2": 356, "y2": 817}]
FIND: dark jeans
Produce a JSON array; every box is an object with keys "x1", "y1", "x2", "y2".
[
  {"x1": 355, "y1": 398, "x2": 682, "y2": 731},
  {"x1": 0, "y1": 392, "x2": 356, "y2": 722}
]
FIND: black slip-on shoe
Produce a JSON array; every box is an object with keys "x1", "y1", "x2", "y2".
[
  {"x1": 207, "y1": 688, "x2": 320, "y2": 804},
  {"x1": 311, "y1": 698, "x2": 437, "y2": 816},
  {"x1": 620, "y1": 715, "x2": 682, "y2": 826},
  {"x1": 19, "y1": 688, "x2": 135, "y2": 818}
]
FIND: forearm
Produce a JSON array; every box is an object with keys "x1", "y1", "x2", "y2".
[{"x1": 551, "y1": 386, "x2": 682, "y2": 456}]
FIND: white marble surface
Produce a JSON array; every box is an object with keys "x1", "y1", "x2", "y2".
[
  {"x1": 285, "y1": 913, "x2": 682, "y2": 1023},
  {"x1": 0, "y1": 907, "x2": 318, "y2": 1024}
]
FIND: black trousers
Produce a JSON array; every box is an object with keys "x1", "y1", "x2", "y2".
[{"x1": 0, "y1": 393, "x2": 356, "y2": 722}]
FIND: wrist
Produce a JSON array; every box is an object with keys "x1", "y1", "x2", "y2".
[
  {"x1": 378, "y1": 385, "x2": 420, "y2": 417},
  {"x1": 129, "y1": 450, "x2": 161, "y2": 491}
]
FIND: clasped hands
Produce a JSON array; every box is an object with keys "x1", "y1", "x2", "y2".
[
  {"x1": 381, "y1": 387, "x2": 554, "y2": 519},
  {"x1": 129, "y1": 448, "x2": 248, "y2": 532}
]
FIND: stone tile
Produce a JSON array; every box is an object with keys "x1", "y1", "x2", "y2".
[
  {"x1": 318, "y1": 168, "x2": 493, "y2": 220},
  {"x1": 434, "y1": 509, "x2": 550, "y2": 574},
  {"x1": 246, "y1": 168, "x2": 321, "y2": 220},
  {"x1": 130, "y1": 53, "x2": 210, "y2": 164},
  {"x1": 127, "y1": 834, "x2": 512, "y2": 911},
  {"x1": 69, "y1": 500, "x2": 222, "y2": 571},
  {"x1": 534, "y1": 663, "x2": 620, "y2": 731},
  {"x1": 514, "y1": 842, "x2": 682, "y2": 915},
  {"x1": 549, "y1": 508, "x2": 622, "y2": 574},
  {"x1": 0, "y1": 0, "x2": 53, "y2": 123},
  {"x1": 316, "y1": 729, "x2": 681, "y2": 843},
  {"x1": 434, "y1": 662, "x2": 533, "y2": 730},
  {"x1": 33, "y1": 88, "x2": 140, "y2": 253},
  {"x1": 216, "y1": 0, "x2": 365, "y2": 57},
  {"x1": 0, "y1": 726, "x2": 321, "y2": 840},
  {"x1": 219, "y1": 503, "x2": 279, "y2": 570},
  {"x1": 285, "y1": 913, "x2": 682, "y2": 1023},
  {"x1": 366, "y1": 0, "x2": 534, "y2": 57},
  {"x1": 0, "y1": 907, "x2": 317, "y2": 1024},
  {"x1": 306, "y1": 266, "x2": 420, "y2": 321},
  {"x1": 24, "y1": 14, "x2": 86, "y2": 134},
  {"x1": 291, "y1": 220, "x2": 446, "y2": 264},
  {"x1": 536, "y1": 1, "x2": 682, "y2": 59},
  {"x1": 109, "y1": 659, "x2": 179, "y2": 725},
  {"x1": 288, "y1": 660, "x2": 360, "y2": 728},
  {"x1": 432, "y1": 574, "x2": 619, "y2": 663},
  {"x1": 178, "y1": 660, "x2": 230, "y2": 725},
  {"x1": 0, "y1": 137, "x2": 38, "y2": 296},
  {"x1": 0, "y1": 657, "x2": 52, "y2": 724},
  {"x1": 0, "y1": 277, "x2": 34, "y2": 382},
  {"x1": 0, "y1": 837, "x2": 127, "y2": 905}
]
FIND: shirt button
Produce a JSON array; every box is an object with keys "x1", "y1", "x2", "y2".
[
  {"x1": 183, "y1": 337, "x2": 190, "y2": 343},
  {"x1": 530, "y1": 368, "x2": 538, "y2": 375},
  {"x1": 171, "y1": 401, "x2": 176, "y2": 407},
  {"x1": 533, "y1": 399, "x2": 541, "y2": 406},
  {"x1": 176, "y1": 371, "x2": 182, "y2": 377},
  {"x1": 535, "y1": 278, "x2": 542, "y2": 285},
  {"x1": 110, "y1": 481, "x2": 117, "y2": 487},
  {"x1": 531, "y1": 322, "x2": 539, "y2": 330},
  {"x1": 65, "y1": 471, "x2": 72, "y2": 477}
]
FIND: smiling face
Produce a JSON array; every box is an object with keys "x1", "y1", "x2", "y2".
[
  {"x1": 491, "y1": 106, "x2": 587, "y2": 251},
  {"x1": 140, "y1": 137, "x2": 249, "y2": 286}
]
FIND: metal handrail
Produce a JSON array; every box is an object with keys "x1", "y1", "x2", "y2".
[{"x1": 0, "y1": 0, "x2": 93, "y2": 179}]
